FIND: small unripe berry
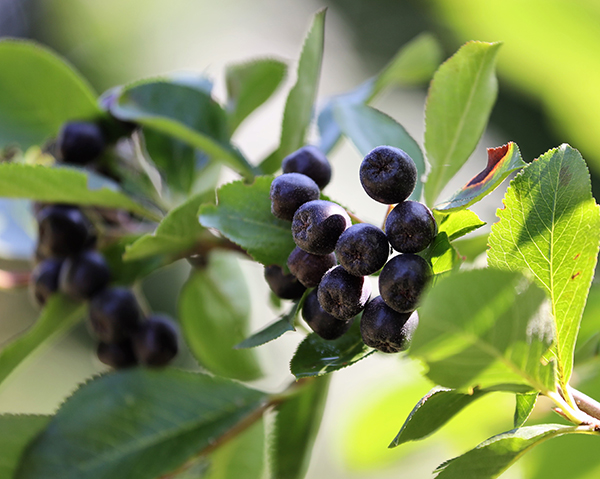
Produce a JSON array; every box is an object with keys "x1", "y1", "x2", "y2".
[
  {"x1": 287, "y1": 247, "x2": 336, "y2": 288},
  {"x1": 335, "y1": 223, "x2": 389, "y2": 276},
  {"x1": 360, "y1": 296, "x2": 418, "y2": 353},
  {"x1": 317, "y1": 265, "x2": 371, "y2": 320},
  {"x1": 89, "y1": 287, "x2": 142, "y2": 343},
  {"x1": 264, "y1": 265, "x2": 306, "y2": 300},
  {"x1": 302, "y1": 289, "x2": 353, "y2": 340},
  {"x1": 59, "y1": 250, "x2": 111, "y2": 301},
  {"x1": 385, "y1": 201, "x2": 437, "y2": 253},
  {"x1": 292, "y1": 200, "x2": 351, "y2": 255},
  {"x1": 57, "y1": 121, "x2": 106, "y2": 165},
  {"x1": 379, "y1": 254, "x2": 431, "y2": 313},
  {"x1": 133, "y1": 315, "x2": 179, "y2": 367},
  {"x1": 270, "y1": 173, "x2": 320, "y2": 221},
  {"x1": 282, "y1": 145, "x2": 332, "y2": 189}
]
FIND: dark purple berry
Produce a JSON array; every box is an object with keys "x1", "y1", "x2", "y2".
[
  {"x1": 287, "y1": 247, "x2": 336, "y2": 288},
  {"x1": 133, "y1": 315, "x2": 179, "y2": 367},
  {"x1": 360, "y1": 296, "x2": 418, "y2": 353},
  {"x1": 282, "y1": 145, "x2": 332, "y2": 189},
  {"x1": 89, "y1": 287, "x2": 142, "y2": 343},
  {"x1": 335, "y1": 223, "x2": 389, "y2": 276},
  {"x1": 264, "y1": 265, "x2": 306, "y2": 300},
  {"x1": 359, "y1": 146, "x2": 417, "y2": 204},
  {"x1": 97, "y1": 340, "x2": 138, "y2": 369},
  {"x1": 302, "y1": 289, "x2": 353, "y2": 340},
  {"x1": 37, "y1": 205, "x2": 93, "y2": 258},
  {"x1": 292, "y1": 200, "x2": 351, "y2": 255},
  {"x1": 30, "y1": 258, "x2": 63, "y2": 306},
  {"x1": 270, "y1": 173, "x2": 320, "y2": 221},
  {"x1": 317, "y1": 265, "x2": 371, "y2": 320},
  {"x1": 57, "y1": 121, "x2": 105, "y2": 165},
  {"x1": 385, "y1": 201, "x2": 437, "y2": 253},
  {"x1": 379, "y1": 254, "x2": 431, "y2": 313},
  {"x1": 59, "y1": 250, "x2": 111, "y2": 300}
]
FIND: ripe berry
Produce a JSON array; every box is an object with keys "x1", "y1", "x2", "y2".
[
  {"x1": 270, "y1": 173, "x2": 320, "y2": 221},
  {"x1": 59, "y1": 250, "x2": 111, "y2": 300},
  {"x1": 282, "y1": 145, "x2": 332, "y2": 189},
  {"x1": 335, "y1": 223, "x2": 389, "y2": 276},
  {"x1": 302, "y1": 289, "x2": 353, "y2": 340},
  {"x1": 317, "y1": 265, "x2": 371, "y2": 320},
  {"x1": 37, "y1": 205, "x2": 93, "y2": 258},
  {"x1": 359, "y1": 146, "x2": 417, "y2": 204},
  {"x1": 385, "y1": 201, "x2": 437, "y2": 253},
  {"x1": 133, "y1": 315, "x2": 179, "y2": 367},
  {"x1": 97, "y1": 340, "x2": 138, "y2": 369},
  {"x1": 57, "y1": 121, "x2": 106, "y2": 165},
  {"x1": 89, "y1": 287, "x2": 142, "y2": 343},
  {"x1": 379, "y1": 254, "x2": 431, "y2": 313},
  {"x1": 360, "y1": 296, "x2": 418, "y2": 353},
  {"x1": 287, "y1": 247, "x2": 336, "y2": 288},
  {"x1": 292, "y1": 200, "x2": 351, "y2": 255},
  {"x1": 264, "y1": 265, "x2": 306, "y2": 300},
  {"x1": 30, "y1": 258, "x2": 63, "y2": 306}
]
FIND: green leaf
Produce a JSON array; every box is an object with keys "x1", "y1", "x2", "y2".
[
  {"x1": 124, "y1": 191, "x2": 213, "y2": 261},
  {"x1": 410, "y1": 268, "x2": 555, "y2": 392},
  {"x1": 333, "y1": 103, "x2": 425, "y2": 201},
  {"x1": 199, "y1": 176, "x2": 296, "y2": 267},
  {"x1": 389, "y1": 387, "x2": 493, "y2": 447},
  {"x1": 226, "y1": 59, "x2": 287, "y2": 133},
  {"x1": 0, "y1": 415, "x2": 51, "y2": 479},
  {"x1": 290, "y1": 319, "x2": 374, "y2": 379},
  {"x1": 434, "y1": 424, "x2": 586, "y2": 479},
  {"x1": 488, "y1": 144, "x2": 600, "y2": 388},
  {"x1": 260, "y1": 9, "x2": 326, "y2": 174},
  {"x1": 272, "y1": 376, "x2": 330, "y2": 479},
  {"x1": 17, "y1": 369, "x2": 267, "y2": 479},
  {"x1": 109, "y1": 81, "x2": 256, "y2": 179},
  {"x1": 453, "y1": 233, "x2": 489, "y2": 263},
  {"x1": 424, "y1": 41, "x2": 502, "y2": 206},
  {"x1": 0, "y1": 295, "x2": 85, "y2": 390},
  {"x1": 0, "y1": 40, "x2": 102, "y2": 150},
  {"x1": 0, "y1": 164, "x2": 161, "y2": 221},
  {"x1": 514, "y1": 393, "x2": 538, "y2": 428},
  {"x1": 205, "y1": 418, "x2": 265, "y2": 479},
  {"x1": 235, "y1": 301, "x2": 299, "y2": 349},
  {"x1": 178, "y1": 251, "x2": 262, "y2": 381},
  {"x1": 435, "y1": 142, "x2": 526, "y2": 211}
]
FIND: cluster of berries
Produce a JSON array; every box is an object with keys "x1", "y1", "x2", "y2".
[
  {"x1": 29, "y1": 122, "x2": 179, "y2": 369},
  {"x1": 268, "y1": 145, "x2": 436, "y2": 353}
]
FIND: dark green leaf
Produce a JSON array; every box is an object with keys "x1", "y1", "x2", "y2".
[
  {"x1": 488, "y1": 144, "x2": 600, "y2": 387},
  {"x1": 178, "y1": 251, "x2": 262, "y2": 381},
  {"x1": 260, "y1": 10, "x2": 326, "y2": 174},
  {"x1": 272, "y1": 376, "x2": 330, "y2": 479},
  {"x1": 226, "y1": 59, "x2": 287, "y2": 132},
  {"x1": 0, "y1": 164, "x2": 161, "y2": 221},
  {"x1": 435, "y1": 142, "x2": 526, "y2": 211},
  {"x1": 0, "y1": 415, "x2": 50, "y2": 479},
  {"x1": 453, "y1": 233, "x2": 489, "y2": 263},
  {"x1": 410, "y1": 269, "x2": 555, "y2": 392},
  {"x1": 0, "y1": 40, "x2": 102, "y2": 150},
  {"x1": 435, "y1": 424, "x2": 585, "y2": 479},
  {"x1": 198, "y1": 176, "x2": 296, "y2": 267},
  {"x1": 514, "y1": 393, "x2": 538, "y2": 428},
  {"x1": 424, "y1": 42, "x2": 501, "y2": 206},
  {"x1": 290, "y1": 319, "x2": 374, "y2": 379},
  {"x1": 235, "y1": 301, "x2": 299, "y2": 349},
  {"x1": 17, "y1": 370, "x2": 267, "y2": 479},
  {"x1": 0, "y1": 295, "x2": 85, "y2": 389},
  {"x1": 333, "y1": 103, "x2": 425, "y2": 201}
]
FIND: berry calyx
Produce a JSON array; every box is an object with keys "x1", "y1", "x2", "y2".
[{"x1": 360, "y1": 296, "x2": 418, "y2": 353}]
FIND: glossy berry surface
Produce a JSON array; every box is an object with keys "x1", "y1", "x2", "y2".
[
  {"x1": 133, "y1": 315, "x2": 179, "y2": 367},
  {"x1": 270, "y1": 173, "x2": 320, "y2": 221},
  {"x1": 317, "y1": 265, "x2": 371, "y2": 320},
  {"x1": 59, "y1": 250, "x2": 111, "y2": 300},
  {"x1": 264, "y1": 265, "x2": 306, "y2": 300},
  {"x1": 97, "y1": 340, "x2": 138, "y2": 369},
  {"x1": 57, "y1": 121, "x2": 106, "y2": 165},
  {"x1": 89, "y1": 287, "x2": 142, "y2": 343},
  {"x1": 379, "y1": 254, "x2": 431, "y2": 313},
  {"x1": 360, "y1": 296, "x2": 418, "y2": 353},
  {"x1": 30, "y1": 258, "x2": 63, "y2": 306},
  {"x1": 335, "y1": 223, "x2": 389, "y2": 276},
  {"x1": 37, "y1": 205, "x2": 93, "y2": 258},
  {"x1": 292, "y1": 200, "x2": 351, "y2": 255},
  {"x1": 359, "y1": 146, "x2": 417, "y2": 204},
  {"x1": 287, "y1": 247, "x2": 336, "y2": 288},
  {"x1": 302, "y1": 289, "x2": 353, "y2": 340},
  {"x1": 282, "y1": 145, "x2": 332, "y2": 189},
  {"x1": 385, "y1": 201, "x2": 437, "y2": 253}
]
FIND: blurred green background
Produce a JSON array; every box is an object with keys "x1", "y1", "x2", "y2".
[{"x1": 2, "y1": 0, "x2": 600, "y2": 478}]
